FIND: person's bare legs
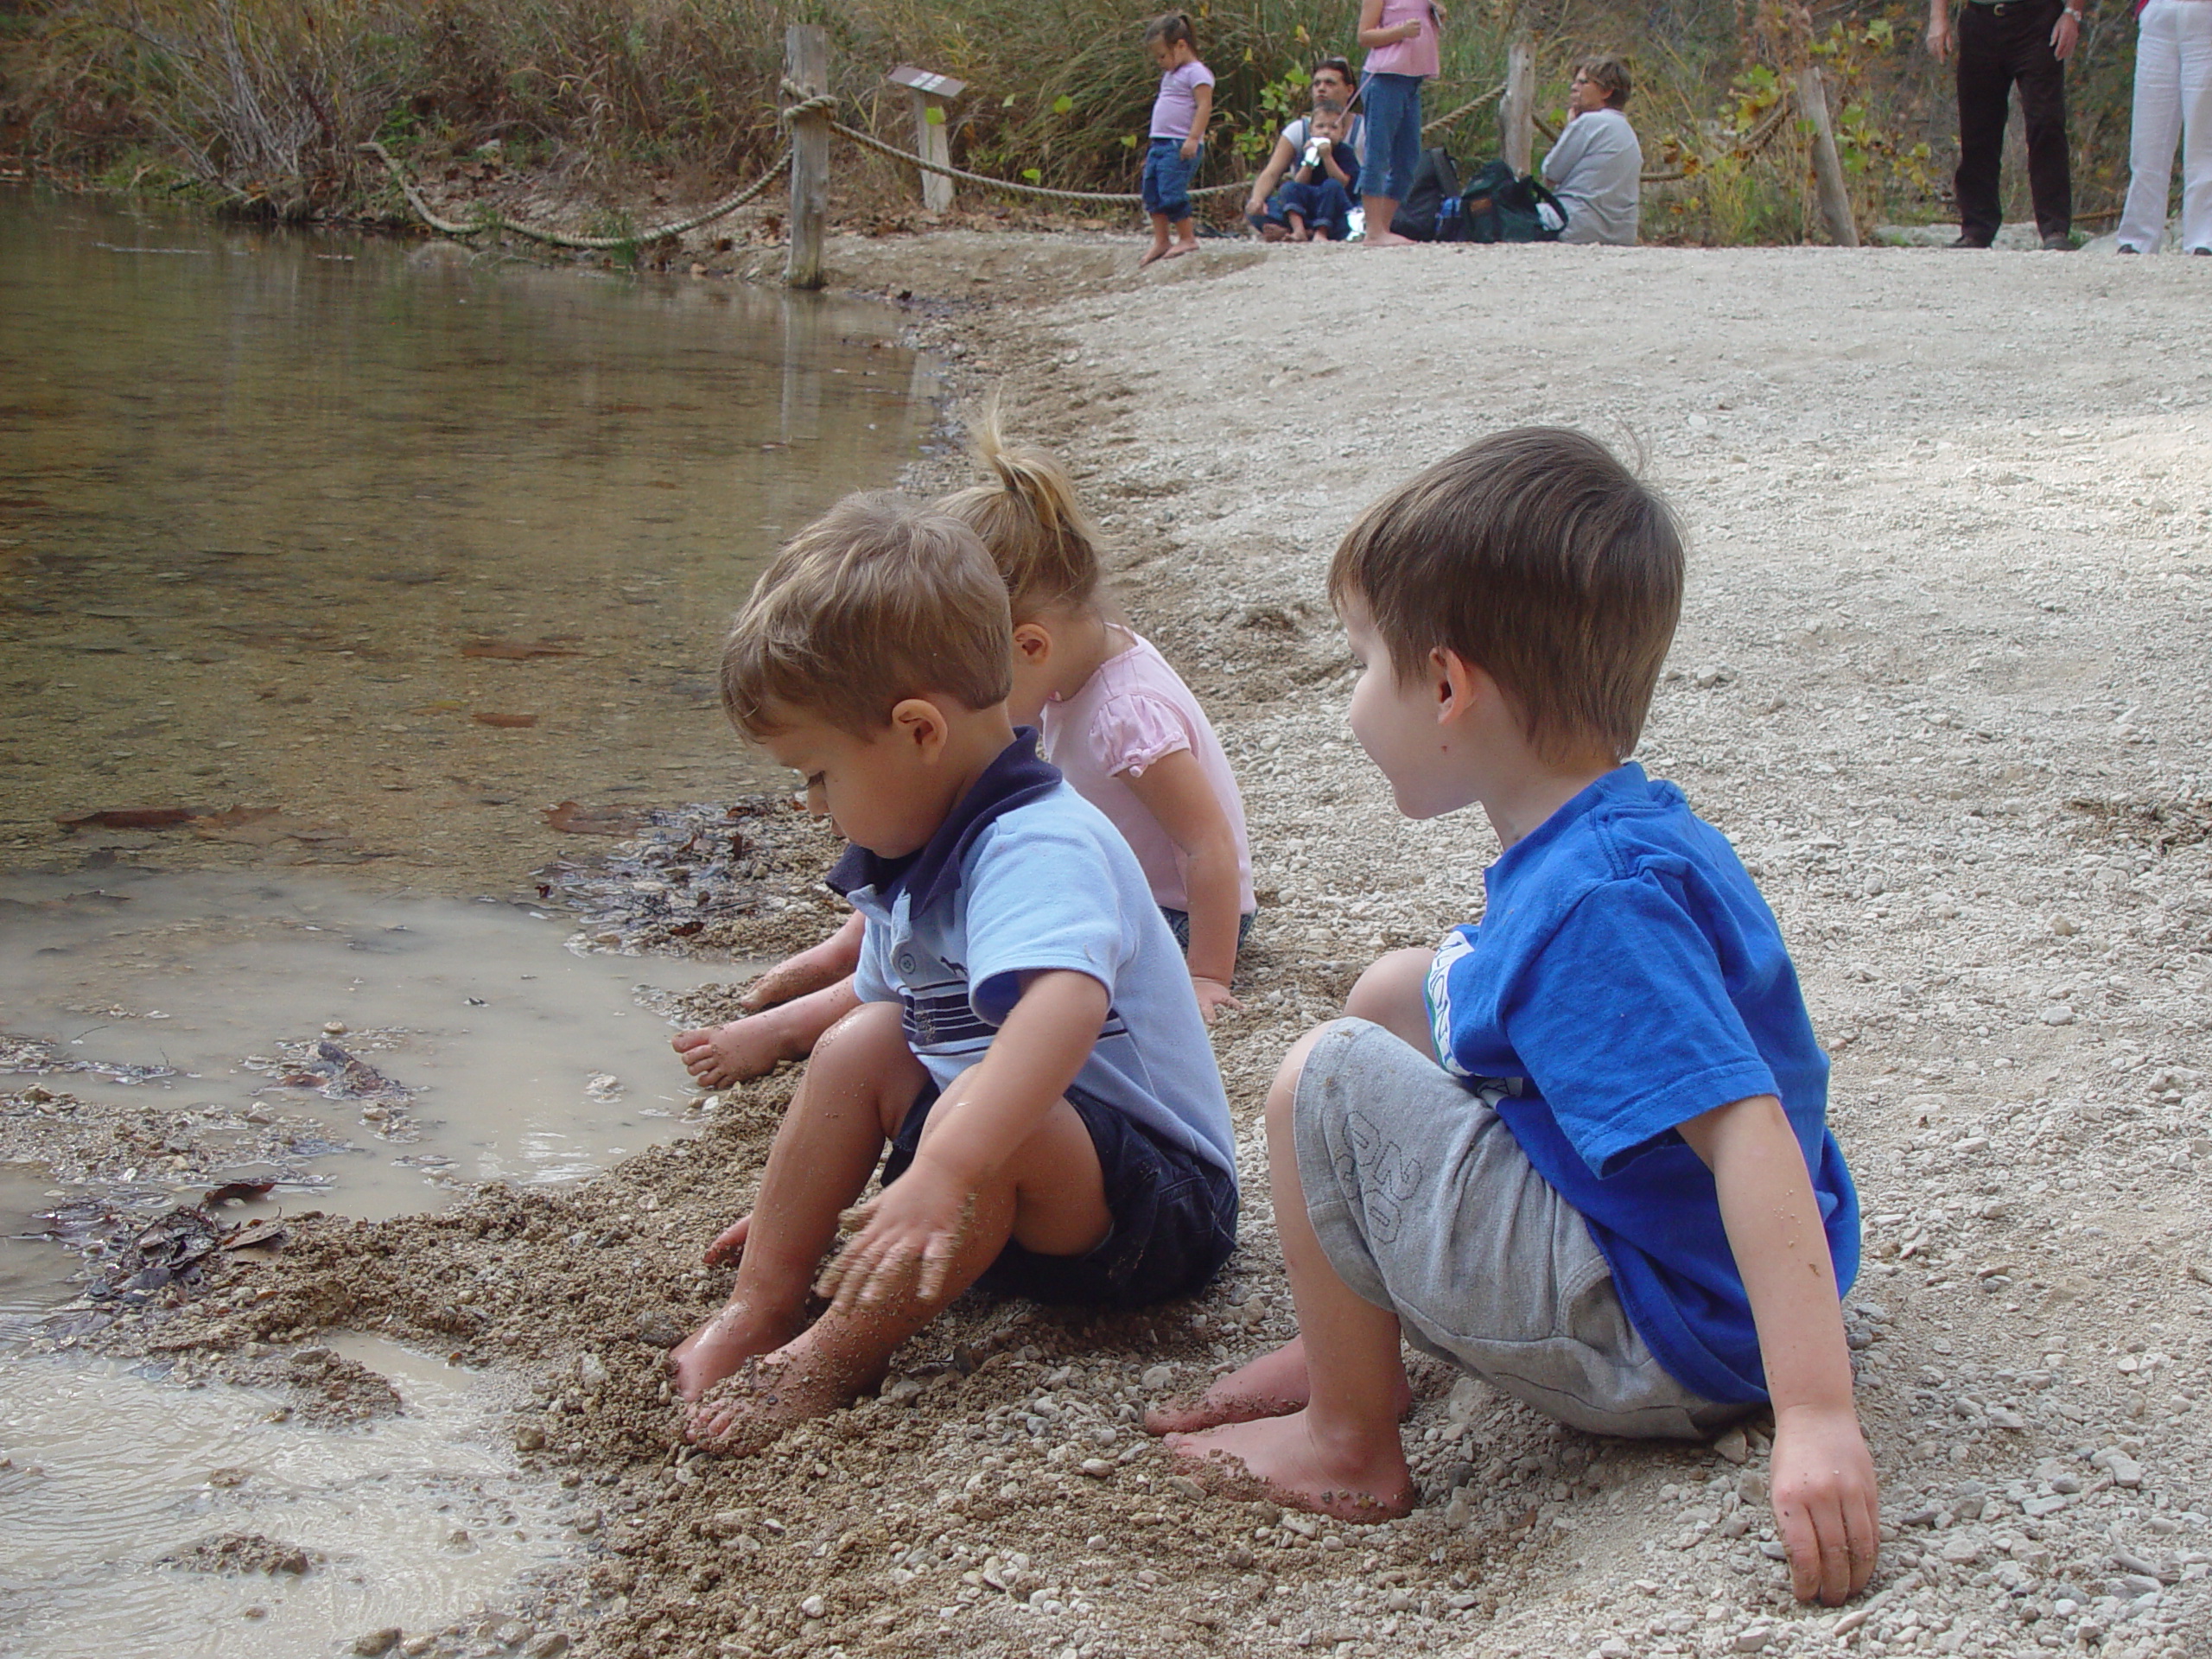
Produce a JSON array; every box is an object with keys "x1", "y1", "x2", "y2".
[
  {"x1": 1145, "y1": 949, "x2": 1432, "y2": 1434},
  {"x1": 678, "y1": 1008, "x2": 1111, "y2": 1450},
  {"x1": 669, "y1": 1001, "x2": 922, "y2": 1401},
  {"x1": 1287, "y1": 211, "x2": 1311, "y2": 242},
  {"x1": 1362, "y1": 193, "x2": 1417, "y2": 248},
  {"x1": 739, "y1": 912, "x2": 865, "y2": 1012},
  {"x1": 1162, "y1": 1027, "x2": 1416, "y2": 1518},
  {"x1": 1141, "y1": 210, "x2": 1175, "y2": 267}
]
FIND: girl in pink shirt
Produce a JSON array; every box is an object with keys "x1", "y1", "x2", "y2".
[
  {"x1": 948, "y1": 423, "x2": 1253, "y2": 1019},
  {"x1": 672, "y1": 421, "x2": 1255, "y2": 1088}
]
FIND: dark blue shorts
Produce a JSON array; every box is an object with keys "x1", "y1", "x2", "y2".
[
  {"x1": 1141, "y1": 137, "x2": 1201, "y2": 221},
  {"x1": 1157, "y1": 906, "x2": 1256, "y2": 954},
  {"x1": 880, "y1": 1079, "x2": 1236, "y2": 1309}
]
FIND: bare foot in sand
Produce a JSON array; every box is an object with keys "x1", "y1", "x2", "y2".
[
  {"x1": 1363, "y1": 230, "x2": 1419, "y2": 247},
  {"x1": 1143, "y1": 1335, "x2": 1411, "y2": 1433},
  {"x1": 683, "y1": 1329, "x2": 887, "y2": 1452},
  {"x1": 1161, "y1": 241, "x2": 1197, "y2": 259},
  {"x1": 1167, "y1": 1408, "x2": 1415, "y2": 1521},
  {"x1": 671, "y1": 1018, "x2": 787, "y2": 1089},
  {"x1": 1138, "y1": 240, "x2": 1173, "y2": 269},
  {"x1": 666, "y1": 1297, "x2": 804, "y2": 1402}
]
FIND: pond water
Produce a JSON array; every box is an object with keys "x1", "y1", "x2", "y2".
[
  {"x1": 0, "y1": 189, "x2": 939, "y2": 892},
  {"x1": 0, "y1": 192, "x2": 936, "y2": 1655}
]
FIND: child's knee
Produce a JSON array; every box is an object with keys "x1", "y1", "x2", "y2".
[
  {"x1": 1345, "y1": 948, "x2": 1432, "y2": 1027},
  {"x1": 809, "y1": 998, "x2": 906, "y2": 1075}
]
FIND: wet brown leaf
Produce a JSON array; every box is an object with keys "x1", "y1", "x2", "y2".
[
  {"x1": 461, "y1": 639, "x2": 582, "y2": 660},
  {"x1": 542, "y1": 800, "x2": 649, "y2": 836},
  {"x1": 471, "y1": 712, "x2": 539, "y2": 728},
  {"x1": 56, "y1": 805, "x2": 202, "y2": 830}
]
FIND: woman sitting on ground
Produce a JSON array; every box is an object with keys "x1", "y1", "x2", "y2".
[
  {"x1": 1541, "y1": 54, "x2": 1644, "y2": 247},
  {"x1": 1245, "y1": 58, "x2": 1368, "y2": 239}
]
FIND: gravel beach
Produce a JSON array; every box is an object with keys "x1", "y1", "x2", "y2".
[{"x1": 14, "y1": 232, "x2": 2212, "y2": 1659}]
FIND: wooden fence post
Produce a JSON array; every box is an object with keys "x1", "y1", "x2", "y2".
[
  {"x1": 785, "y1": 24, "x2": 830, "y2": 289},
  {"x1": 1794, "y1": 63, "x2": 1859, "y2": 247},
  {"x1": 1501, "y1": 36, "x2": 1536, "y2": 175}
]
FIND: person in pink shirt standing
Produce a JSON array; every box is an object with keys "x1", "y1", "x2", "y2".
[
  {"x1": 1357, "y1": 0, "x2": 1442, "y2": 246},
  {"x1": 1141, "y1": 13, "x2": 1217, "y2": 267}
]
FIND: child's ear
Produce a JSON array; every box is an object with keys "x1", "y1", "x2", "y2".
[
  {"x1": 889, "y1": 696, "x2": 950, "y2": 760},
  {"x1": 1011, "y1": 621, "x2": 1053, "y2": 669},
  {"x1": 1432, "y1": 647, "x2": 1491, "y2": 724}
]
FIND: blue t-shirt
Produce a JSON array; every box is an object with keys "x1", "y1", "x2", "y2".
[
  {"x1": 833, "y1": 730, "x2": 1237, "y2": 1184},
  {"x1": 1425, "y1": 764, "x2": 1858, "y2": 1404}
]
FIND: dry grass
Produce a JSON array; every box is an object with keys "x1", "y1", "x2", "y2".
[{"x1": 0, "y1": 0, "x2": 2145, "y2": 237}]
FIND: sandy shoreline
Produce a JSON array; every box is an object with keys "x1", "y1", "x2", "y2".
[{"x1": 10, "y1": 232, "x2": 2212, "y2": 1658}]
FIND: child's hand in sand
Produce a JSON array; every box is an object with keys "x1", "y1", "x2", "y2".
[
  {"x1": 1769, "y1": 1402, "x2": 1880, "y2": 1605},
  {"x1": 1192, "y1": 975, "x2": 1243, "y2": 1024},
  {"x1": 671, "y1": 1019, "x2": 785, "y2": 1089},
  {"x1": 815, "y1": 1157, "x2": 976, "y2": 1312},
  {"x1": 702, "y1": 1212, "x2": 750, "y2": 1267}
]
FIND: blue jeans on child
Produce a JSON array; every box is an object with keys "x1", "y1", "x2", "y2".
[
  {"x1": 1277, "y1": 177, "x2": 1356, "y2": 238},
  {"x1": 1141, "y1": 138, "x2": 1202, "y2": 222},
  {"x1": 1360, "y1": 72, "x2": 1425, "y2": 202}
]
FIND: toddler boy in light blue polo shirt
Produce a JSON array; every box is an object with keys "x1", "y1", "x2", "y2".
[{"x1": 671, "y1": 492, "x2": 1235, "y2": 1452}]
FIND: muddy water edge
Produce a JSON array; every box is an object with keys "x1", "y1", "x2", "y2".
[{"x1": 0, "y1": 189, "x2": 944, "y2": 1656}]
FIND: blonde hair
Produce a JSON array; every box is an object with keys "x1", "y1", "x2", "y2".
[
  {"x1": 1329, "y1": 429, "x2": 1683, "y2": 765},
  {"x1": 935, "y1": 408, "x2": 1104, "y2": 623},
  {"x1": 721, "y1": 492, "x2": 1012, "y2": 735}
]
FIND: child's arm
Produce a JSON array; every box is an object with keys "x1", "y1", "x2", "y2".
[
  {"x1": 1121, "y1": 748, "x2": 1245, "y2": 1021},
  {"x1": 1181, "y1": 81, "x2": 1213, "y2": 160},
  {"x1": 817, "y1": 969, "x2": 1109, "y2": 1308},
  {"x1": 1679, "y1": 1095, "x2": 1879, "y2": 1606}
]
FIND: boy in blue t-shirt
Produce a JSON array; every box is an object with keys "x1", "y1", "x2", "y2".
[
  {"x1": 671, "y1": 493, "x2": 1236, "y2": 1449},
  {"x1": 1154, "y1": 429, "x2": 1878, "y2": 1606}
]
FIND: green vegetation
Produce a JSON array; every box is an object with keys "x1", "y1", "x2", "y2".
[{"x1": 0, "y1": 1, "x2": 2145, "y2": 240}]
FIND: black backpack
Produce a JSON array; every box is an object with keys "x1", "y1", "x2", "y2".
[
  {"x1": 1389, "y1": 146, "x2": 1461, "y2": 243},
  {"x1": 1456, "y1": 159, "x2": 1566, "y2": 244}
]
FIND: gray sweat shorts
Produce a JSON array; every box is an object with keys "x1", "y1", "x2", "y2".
[{"x1": 1293, "y1": 1017, "x2": 1749, "y2": 1440}]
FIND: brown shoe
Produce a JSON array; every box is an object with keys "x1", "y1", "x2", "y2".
[
  {"x1": 2041, "y1": 232, "x2": 2074, "y2": 251},
  {"x1": 1948, "y1": 234, "x2": 1991, "y2": 249}
]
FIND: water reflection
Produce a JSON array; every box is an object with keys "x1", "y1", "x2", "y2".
[{"x1": 0, "y1": 192, "x2": 939, "y2": 893}]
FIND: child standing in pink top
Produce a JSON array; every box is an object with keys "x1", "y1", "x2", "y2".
[
  {"x1": 672, "y1": 419, "x2": 1255, "y2": 1088},
  {"x1": 1139, "y1": 13, "x2": 1216, "y2": 268}
]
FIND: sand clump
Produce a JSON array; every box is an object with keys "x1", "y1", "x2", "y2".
[{"x1": 21, "y1": 235, "x2": 2212, "y2": 1658}]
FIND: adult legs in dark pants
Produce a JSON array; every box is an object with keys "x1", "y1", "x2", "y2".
[{"x1": 1953, "y1": 0, "x2": 2074, "y2": 247}]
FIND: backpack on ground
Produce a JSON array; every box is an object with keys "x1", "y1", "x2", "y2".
[
  {"x1": 1457, "y1": 159, "x2": 1567, "y2": 244},
  {"x1": 1390, "y1": 146, "x2": 1462, "y2": 242}
]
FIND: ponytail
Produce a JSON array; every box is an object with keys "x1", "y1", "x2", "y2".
[
  {"x1": 937, "y1": 402, "x2": 1103, "y2": 620},
  {"x1": 1142, "y1": 11, "x2": 1196, "y2": 49}
]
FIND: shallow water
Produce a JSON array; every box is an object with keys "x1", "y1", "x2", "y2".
[
  {"x1": 0, "y1": 865, "x2": 734, "y2": 1252},
  {"x1": 0, "y1": 1335, "x2": 569, "y2": 1659},
  {"x1": 0, "y1": 189, "x2": 938, "y2": 893}
]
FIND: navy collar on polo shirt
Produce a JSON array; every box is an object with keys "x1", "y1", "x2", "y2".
[{"x1": 824, "y1": 727, "x2": 1063, "y2": 912}]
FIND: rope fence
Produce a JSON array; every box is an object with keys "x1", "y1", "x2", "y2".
[
  {"x1": 364, "y1": 62, "x2": 1820, "y2": 251},
  {"x1": 359, "y1": 138, "x2": 790, "y2": 250}
]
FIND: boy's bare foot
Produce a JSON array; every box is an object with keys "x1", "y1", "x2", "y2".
[
  {"x1": 683, "y1": 1329, "x2": 889, "y2": 1452},
  {"x1": 1363, "y1": 230, "x2": 1419, "y2": 248},
  {"x1": 1166, "y1": 1410, "x2": 1415, "y2": 1522},
  {"x1": 667, "y1": 1299, "x2": 804, "y2": 1402},
  {"x1": 1138, "y1": 242, "x2": 1173, "y2": 269},
  {"x1": 671, "y1": 1020, "x2": 784, "y2": 1089},
  {"x1": 1162, "y1": 242, "x2": 1196, "y2": 260},
  {"x1": 1143, "y1": 1335, "x2": 1412, "y2": 1433}
]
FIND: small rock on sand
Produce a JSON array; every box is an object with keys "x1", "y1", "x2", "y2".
[{"x1": 353, "y1": 1630, "x2": 401, "y2": 1657}]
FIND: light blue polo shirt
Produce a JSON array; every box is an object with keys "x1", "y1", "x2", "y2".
[{"x1": 830, "y1": 730, "x2": 1237, "y2": 1183}]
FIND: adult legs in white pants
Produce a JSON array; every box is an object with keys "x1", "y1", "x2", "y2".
[{"x1": 2118, "y1": 0, "x2": 2212, "y2": 254}]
